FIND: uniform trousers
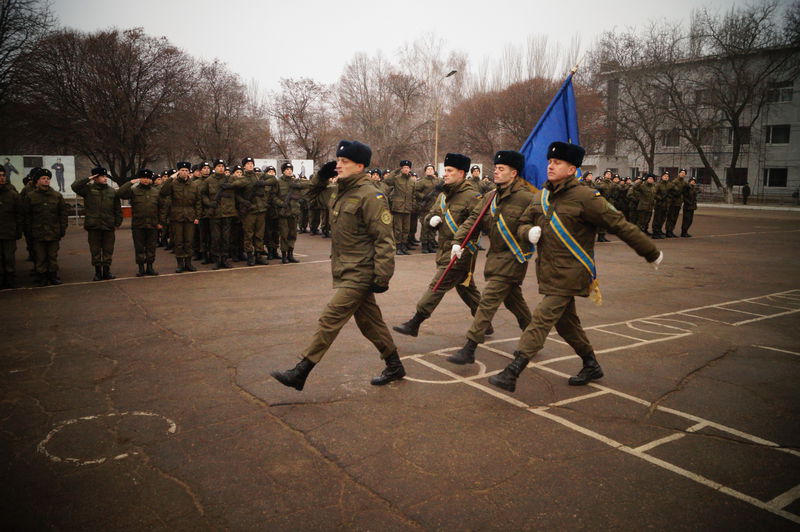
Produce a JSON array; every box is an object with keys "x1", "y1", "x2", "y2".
[
  {"x1": 466, "y1": 275, "x2": 531, "y2": 344},
  {"x1": 171, "y1": 222, "x2": 195, "y2": 258},
  {"x1": 638, "y1": 209, "x2": 652, "y2": 232},
  {"x1": 309, "y1": 207, "x2": 323, "y2": 232},
  {"x1": 665, "y1": 205, "x2": 682, "y2": 234},
  {"x1": 278, "y1": 215, "x2": 298, "y2": 252},
  {"x1": 392, "y1": 212, "x2": 411, "y2": 245},
  {"x1": 419, "y1": 214, "x2": 436, "y2": 248},
  {"x1": 416, "y1": 266, "x2": 481, "y2": 319},
  {"x1": 132, "y1": 228, "x2": 157, "y2": 264},
  {"x1": 517, "y1": 295, "x2": 593, "y2": 359},
  {"x1": 264, "y1": 216, "x2": 280, "y2": 249},
  {"x1": 652, "y1": 204, "x2": 668, "y2": 233},
  {"x1": 242, "y1": 211, "x2": 266, "y2": 253},
  {"x1": 0, "y1": 239, "x2": 16, "y2": 274},
  {"x1": 87, "y1": 229, "x2": 115, "y2": 266},
  {"x1": 681, "y1": 208, "x2": 695, "y2": 234},
  {"x1": 33, "y1": 240, "x2": 60, "y2": 273},
  {"x1": 301, "y1": 286, "x2": 397, "y2": 364},
  {"x1": 210, "y1": 217, "x2": 233, "y2": 258},
  {"x1": 408, "y1": 214, "x2": 418, "y2": 242}
]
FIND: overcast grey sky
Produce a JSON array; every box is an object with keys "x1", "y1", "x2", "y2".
[{"x1": 53, "y1": 0, "x2": 739, "y2": 93}]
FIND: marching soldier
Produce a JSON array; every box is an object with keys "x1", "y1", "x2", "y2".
[
  {"x1": 118, "y1": 169, "x2": 161, "y2": 276},
  {"x1": 262, "y1": 166, "x2": 281, "y2": 259},
  {"x1": 72, "y1": 167, "x2": 122, "y2": 281},
  {"x1": 159, "y1": 162, "x2": 201, "y2": 272},
  {"x1": 393, "y1": 153, "x2": 491, "y2": 337},
  {"x1": 384, "y1": 160, "x2": 415, "y2": 255},
  {"x1": 0, "y1": 167, "x2": 22, "y2": 288},
  {"x1": 274, "y1": 162, "x2": 304, "y2": 263},
  {"x1": 652, "y1": 171, "x2": 671, "y2": 239},
  {"x1": 415, "y1": 164, "x2": 440, "y2": 254},
  {"x1": 235, "y1": 157, "x2": 271, "y2": 265},
  {"x1": 489, "y1": 142, "x2": 663, "y2": 392},
  {"x1": 271, "y1": 140, "x2": 403, "y2": 390},
  {"x1": 681, "y1": 177, "x2": 698, "y2": 237},
  {"x1": 447, "y1": 150, "x2": 535, "y2": 365},
  {"x1": 201, "y1": 160, "x2": 238, "y2": 269},
  {"x1": 23, "y1": 169, "x2": 68, "y2": 286},
  {"x1": 665, "y1": 169, "x2": 686, "y2": 238}
]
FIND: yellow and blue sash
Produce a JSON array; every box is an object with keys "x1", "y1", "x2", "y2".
[
  {"x1": 490, "y1": 194, "x2": 534, "y2": 264},
  {"x1": 440, "y1": 194, "x2": 477, "y2": 254},
  {"x1": 541, "y1": 187, "x2": 602, "y2": 305}
]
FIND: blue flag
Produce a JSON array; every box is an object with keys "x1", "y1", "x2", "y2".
[{"x1": 519, "y1": 73, "x2": 580, "y2": 188}]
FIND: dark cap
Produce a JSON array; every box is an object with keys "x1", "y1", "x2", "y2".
[
  {"x1": 213, "y1": 159, "x2": 225, "y2": 168},
  {"x1": 281, "y1": 162, "x2": 294, "y2": 172},
  {"x1": 242, "y1": 157, "x2": 254, "y2": 166},
  {"x1": 176, "y1": 161, "x2": 191, "y2": 170},
  {"x1": 444, "y1": 153, "x2": 471, "y2": 173},
  {"x1": 136, "y1": 169, "x2": 154, "y2": 179},
  {"x1": 399, "y1": 160, "x2": 412, "y2": 167},
  {"x1": 336, "y1": 140, "x2": 372, "y2": 167},
  {"x1": 493, "y1": 150, "x2": 525, "y2": 172},
  {"x1": 91, "y1": 166, "x2": 109, "y2": 177},
  {"x1": 547, "y1": 141, "x2": 585, "y2": 167}
]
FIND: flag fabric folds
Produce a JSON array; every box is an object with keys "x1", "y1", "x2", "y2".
[{"x1": 519, "y1": 72, "x2": 580, "y2": 188}]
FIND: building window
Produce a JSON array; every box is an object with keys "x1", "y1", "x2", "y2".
[
  {"x1": 690, "y1": 127, "x2": 716, "y2": 146},
  {"x1": 765, "y1": 125, "x2": 791, "y2": 144},
  {"x1": 694, "y1": 89, "x2": 713, "y2": 106},
  {"x1": 662, "y1": 129, "x2": 680, "y2": 147},
  {"x1": 23, "y1": 156, "x2": 43, "y2": 168},
  {"x1": 763, "y1": 168, "x2": 788, "y2": 187},
  {"x1": 629, "y1": 167, "x2": 639, "y2": 179},
  {"x1": 725, "y1": 167, "x2": 748, "y2": 186},
  {"x1": 727, "y1": 127, "x2": 751, "y2": 145},
  {"x1": 692, "y1": 167, "x2": 713, "y2": 185},
  {"x1": 767, "y1": 81, "x2": 793, "y2": 103}
]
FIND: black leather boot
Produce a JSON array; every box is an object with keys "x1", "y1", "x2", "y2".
[
  {"x1": 598, "y1": 234, "x2": 610, "y2": 242},
  {"x1": 568, "y1": 353, "x2": 603, "y2": 386},
  {"x1": 447, "y1": 339, "x2": 477, "y2": 365},
  {"x1": 102, "y1": 265, "x2": 115, "y2": 280},
  {"x1": 136, "y1": 263, "x2": 146, "y2": 277},
  {"x1": 49, "y1": 272, "x2": 63, "y2": 286},
  {"x1": 93, "y1": 265, "x2": 103, "y2": 281},
  {"x1": 202, "y1": 252, "x2": 213, "y2": 264},
  {"x1": 397, "y1": 243, "x2": 410, "y2": 256},
  {"x1": 485, "y1": 323, "x2": 495, "y2": 336},
  {"x1": 370, "y1": 351, "x2": 406, "y2": 386},
  {"x1": 393, "y1": 312, "x2": 426, "y2": 337},
  {"x1": 220, "y1": 256, "x2": 232, "y2": 269},
  {"x1": 281, "y1": 251, "x2": 289, "y2": 264},
  {"x1": 175, "y1": 258, "x2": 184, "y2": 273},
  {"x1": 247, "y1": 252, "x2": 255, "y2": 266},
  {"x1": 256, "y1": 252, "x2": 269, "y2": 265},
  {"x1": 488, "y1": 351, "x2": 530, "y2": 392},
  {"x1": 287, "y1": 250, "x2": 299, "y2": 263},
  {"x1": 666, "y1": 231, "x2": 677, "y2": 238},
  {"x1": 271, "y1": 358, "x2": 316, "y2": 391},
  {"x1": 268, "y1": 247, "x2": 278, "y2": 259},
  {"x1": 145, "y1": 262, "x2": 158, "y2": 276},
  {"x1": 184, "y1": 257, "x2": 197, "y2": 272}
]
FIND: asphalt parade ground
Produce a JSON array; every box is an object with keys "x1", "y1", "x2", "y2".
[{"x1": 2, "y1": 206, "x2": 799, "y2": 530}]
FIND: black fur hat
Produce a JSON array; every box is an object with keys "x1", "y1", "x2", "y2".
[
  {"x1": 444, "y1": 153, "x2": 471, "y2": 173},
  {"x1": 547, "y1": 142, "x2": 584, "y2": 167},
  {"x1": 91, "y1": 166, "x2": 108, "y2": 177},
  {"x1": 176, "y1": 161, "x2": 191, "y2": 170},
  {"x1": 493, "y1": 150, "x2": 525, "y2": 172},
  {"x1": 399, "y1": 160, "x2": 412, "y2": 168},
  {"x1": 37, "y1": 168, "x2": 53, "y2": 179},
  {"x1": 242, "y1": 157, "x2": 254, "y2": 166},
  {"x1": 136, "y1": 169, "x2": 154, "y2": 179},
  {"x1": 281, "y1": 162, "x2": 294, "y2": 172},
  {"x1": 336, "y1": 140, "x2": 372, "y2": 167},
  {"x1": 213, "y1": 159, "x2": 225, "y2": 168}
]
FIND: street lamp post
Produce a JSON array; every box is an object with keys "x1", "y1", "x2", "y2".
[{"x1": 433, "y1": 70, "x2": 458, "y2": 171}]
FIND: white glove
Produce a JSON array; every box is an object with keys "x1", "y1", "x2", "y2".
[
  {"x1": 652, "y1": 250, "x2": 663, "y2": 270},
  {"x1": 451, "y1": 244, "x2": 463, "y2": 260},
  {"x1": 429, "y1": 215, "x2": 442, "y2": 228},
  {"x1": 528, "y1": 226, "x2": 542, "y2": 244}
]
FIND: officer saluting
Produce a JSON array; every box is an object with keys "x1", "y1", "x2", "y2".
[
  {"x1": 271, "y1": 140, "x2": 404, "y2": 391},
  {"x1": 489, "y1": 142, "x2": 663, "y2": 393}
]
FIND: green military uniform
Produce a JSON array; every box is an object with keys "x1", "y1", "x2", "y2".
[
  {"x1": 454, "y1": 178, "x2": 535, "y2": 345},
  {"x1": 594, "y1": 178, "x2": 610, "y2": 241},
  {"x1": 511, "y1": 173, "x2": 660, "y2": 372},
  {"x1": 297, "y1": 177, "x2": 311, "y2": 233},
  {"x1": 635, "y1": 180, "x2": 656, "y2": 233},
  {"x1": 384, "y1": 169, "x2": 415, "y2": 253},
  {"x1": 159, "y1": 177, "x2": 201, "y2": 260},
  {"x1": 0, "y1": 182, "x2": 22, "y2": 287},
  {"x1": 274, "y1": 174, "x2": 305, "y2": 260},
  {"x1": 626, "y1": 180, "x2": 641, "y2": 226},
  {"x1": 415, "y1": 174, "x2": 440, "y2": 253},
  {"x1": 201, "y1": 171, "x2": 239, "y2": 265},
  {"x1": 72, "y1": 176, "x2": 122, "y2": 274},
  {"x1": 193, "y1": 172, "x2": 211, "y2": 261},
  {"x1": 665, "y1": 176, "x2": 685, "y2": 237},
  {"x1": 681, "y1": 181, "x2": 698, "y2": 237},
  {"x1": 235, "y1": 169, "x2": 272, "y2": 263},
  {"x1": 300, "y1": 170, "x2": 397, "y2": 364},
  {"x1": 262, "y1": 172, "x2": 281, "y2": 257},
  {"x1": 415, "y1": 179, "x2": 483, "y2": 318},
  {"x1": 652, "y1": 178, "x2": 670, "y2": 237},
  {"x1": 117, "y1": 179, "x2": 161, "y2": 271},
  {"x1": 23, "y1": 185, "x2": 68, "y2": 281}
]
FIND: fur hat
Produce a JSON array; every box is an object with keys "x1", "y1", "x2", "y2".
[
  {"x1": 176, "y1": 161, "x2": 191, "y2": 170},
  {"x1": 281, "y1": 162, "x2": 294, "y2": 172},
  {"x1": 265, "y1": 166, "x2": 276, "y2": 173},
  {"x1": 444, "y1": 153, "x2": 471, "y2": 173},
  {"x1": 242, "y1": 157, "x2": 254, "y2": 166},
  {"x1": 136, "y1": 169, "x2": 154, "y2": 179},
  {"x1": 547, "y1": 142, "x2": 585, "y2": 167},
  {"x1": 91, "y1": 166, "x2": 109, "y2": 177},
  {"x1": 37, "y1": 169, "x2": 53, "y2": 179},
  {"x1": 213, "y1": 159, "x2": 225, "y2": 168},
  {"x1": 399, "y1": 160, "x2": 412, "y2": 168},
  {"x1": 493, "y1": 150, "x2": 525, "y2": 172},
  {"x1": 336, "y1": 140, "x2": 372, "y2": 167}
]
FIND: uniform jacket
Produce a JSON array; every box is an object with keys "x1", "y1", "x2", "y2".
[
  {"x1": 23, "y1": 186, "x2": 68, "y2": 241},
  {"x1": 654, "y1": 180, "x2": 670, "y2": 206},
  {"x1": 517, "y1": 175, "x2": 660, "y2": 297},
  {"x1": 683, "y1": 183, "x2": 698, "y2": 210},
  {"x1": 117, "y1": 181, "x2": 161, "y2": 229},
  {"x1": 384, "y1": 170, "x2": 415, "y2": 213},
  {"x1": 667, "y1": 178, "x2": 686, "y2": 208},
  {"x1": 328, "y1": 172, "x2": 395, "y2": 289},
  {"x1": 159, "y1": 177, "x2": 201, "y2": 223},
  {"x1": 201, "y1": 173, "x2": 240, "y2": 218},
  {"x1": 415, "y1": 175, "x2": 439, "y2": 214},
  {"x1": 275, "y1": 175, "x2": 308, "y2": 218},
  {"x1": 72, "y1": 177, "x2": 122, "y2": 231},
  {"x1": 455, "y1": 178, "x2": 535, "y2": 281},
  {"x1": 0, "y1": 184, "x2": 23, "y2": 240},
  {"x1": 234, "y1": 170, "x2": 272, "y2": 215},
  {"x1": 634, "y1": 182, "x2": 656, "y2": 211},
  {"x1": 424, "y1": 179, "x2": 481, "y2": 269}
]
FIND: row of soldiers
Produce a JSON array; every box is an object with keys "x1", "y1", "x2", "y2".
[{"x1": 582, "y1": 169, "x2": 699, "y2": 241}]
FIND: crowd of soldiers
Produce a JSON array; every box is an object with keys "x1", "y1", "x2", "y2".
[{"x1": 581, "y1": 168, "x2": 699, "y2": 241}]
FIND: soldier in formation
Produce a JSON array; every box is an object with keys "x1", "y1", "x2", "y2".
[{"x1": 72, "y1": 167, "x2": 122, "y2": 281}]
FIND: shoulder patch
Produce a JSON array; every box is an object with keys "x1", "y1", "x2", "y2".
[
  {"x1": 380, "y1": 210, "x2": 392, "y2": 225},
  {"x1": 593, "y1": 190, "x2": 601, "y2": 196},
  {"x1": 376, "y1": 192, "x2": 384, "y2": 200},
  {"x1": 476, "y1": 193, "x2": 483, "y2": 199}
]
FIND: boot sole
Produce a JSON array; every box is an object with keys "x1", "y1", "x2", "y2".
[
  {"x1": 488, "y1": 376, "x2": 515, "y2": 392},
  {"x1": 568, "y1": 370, "x2": 604, "y2": 386},
  {"x1": 270, "y1": 371, "x2": 305, "y2": 391},
  {"x1": 446, "y1": 355, "x2": 475, "y2": 365},
  {"x1": 392, "y1": 326, "x2": 418, "y2": 337},
  {"x1": 370, "y1": 369, "x2": 406, "y2": 386}
]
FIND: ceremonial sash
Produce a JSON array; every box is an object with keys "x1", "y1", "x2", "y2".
[
  {"x1": 490, "y1": 194, "x2": 533, "y2": 264},
  {"x1": 541, "y1": 187, "x2": 602, "y2": 305},
  {"x1": 440, "y1": 194, "x2": 477, "y2": 254}
]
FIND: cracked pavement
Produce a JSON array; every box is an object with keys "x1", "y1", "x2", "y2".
[{"x1": 1, "y1": 207, "x2": 799, "y2": 530}]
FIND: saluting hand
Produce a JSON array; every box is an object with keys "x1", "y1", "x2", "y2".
[{"x1": 429, "y1": 215, "x2": 442, "y2": 228}]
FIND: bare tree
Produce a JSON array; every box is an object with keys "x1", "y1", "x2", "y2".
[
  {"x1": 0, "y1": 0, "x2": 53, "y2": 109},
  {"x1": 269, "y1": 77, "x2": 334, "y2": 161}
]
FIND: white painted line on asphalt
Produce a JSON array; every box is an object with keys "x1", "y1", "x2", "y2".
[
  {"x1": 592, "y1": 328, "x2": 648, "y2": 342},
  {"x1": 743, "y1": 299, "x2": 797, "y2": 312},
  {"x1": 548, "y1": 390, "x2": 610, "y2": 407},
  {"x1": 752, "y1": 345, "x2": 800, "y2": 357},
  {"x1": 768, "y1": 484, "x2": 800, "y2": 511},
  {"x1": 686, "y1": 422, "x2": 709, "y2": 433},
  {"x1": 733, "y1": 309, "x2": 800, "y2": 326},
  {"x1": 633, "y1": 432, "x2": 687, "y2": 453},
  {"x1": 715, "y1": 306, "x2": 766, "y2": 317},
  {"x1": 676, "y1": 312, "x2": 733, "y2": 324}
]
